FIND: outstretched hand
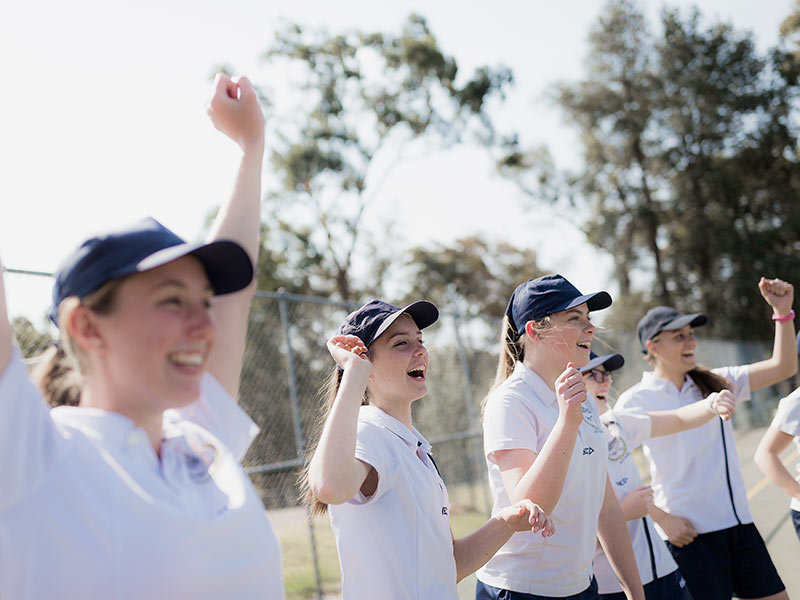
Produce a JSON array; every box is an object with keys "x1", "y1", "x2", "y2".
[
  {"x1": 707, "y1": 389, "x2": 737, "y2": 421},
  {"x1": 326, "y1": 335, "x2": 372, "y2": 374},
  {"x1": 758, "y1": 277, "x2": 794, "y2": 316},
  {"x1": 555, "y1": 362, "x2": 588, "y2": 426},
  {"x1": 498, "y1": 499, "x2": 555, "y2": 537},
  {"x1": 207, "y1": 73, "x2": 265, "y2": 153}
]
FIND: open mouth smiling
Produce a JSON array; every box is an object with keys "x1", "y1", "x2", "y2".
[
  {"x1": 169, "y1": 351, "x2": 205, "y2": 368},
  {"x1": 407, "y1": 367, "x2": 426, "y2": 380}
]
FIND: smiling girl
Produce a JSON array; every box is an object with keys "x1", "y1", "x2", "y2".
[
  {"x1": 476, "y1": 274, "x2": 645, "y2": 600},
  {"x1": 302, "y1": 299, "x2": 554, "y2": 600},
  {"x1": 0, "y1": 74, "x2": 284, "y2": 599},
  {"x1": 581, "y1": 351, "x2": 736, "y2": 600},
  {"x1": 616, "y1": 278, "x2": 797, "y2": 600}
]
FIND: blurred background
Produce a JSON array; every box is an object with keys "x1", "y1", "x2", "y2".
[{"x1": 4, "y1": 0, "x2": 800, "y2": 597}]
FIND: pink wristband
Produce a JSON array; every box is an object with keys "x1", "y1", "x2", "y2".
[{"x1": 772, "y1": 309, "x2": 795, "y2": 322}]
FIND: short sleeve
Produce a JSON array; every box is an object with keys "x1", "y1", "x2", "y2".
[
  {"x1": 712, "y1": 365, "x2": 750, "y2": 401},
  {"x1": 772, "y1": 388, "x2": 800, "y2": 437},
  {"x1": 0, "y1": 348, "x2": 61, "y2": 509},
  {"x1": 348, "y1": 421, "x2": 397, "y2": 505},
  {"x1": 482, "y1": 388, "x2": 540, "y2": 462},
  {"x1": 166, "y1": 372, "x2": 259, "y2": 462},
  {"x1": 615, "y1": 385, "x2": 650, "y2": 415},
  {"x1": 606, "y1": 409, "x2": 652, "y2": 450}
]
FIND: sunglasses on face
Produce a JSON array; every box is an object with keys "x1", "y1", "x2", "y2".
[{"x1": 585, "y1": 369, "x2": 613, "y2": 383}]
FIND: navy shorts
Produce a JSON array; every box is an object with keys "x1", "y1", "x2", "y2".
[
  {"x1": 666, "y1": 523, "x2": 784, "y2": 600},
  {"x1": 476, "y1": 577, "x2": 600, "y2": 600},
  {"x1": 793, "y1": 509, "x2": 800, "y2": 541},
  {"x1": 599, "y1": 569, "x2": 692, "y2": 600}
]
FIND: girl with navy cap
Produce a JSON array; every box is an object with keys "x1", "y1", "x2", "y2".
[
  {"x1": 580, "y1": 351, "x2": 736, "y2": 600},
  {"x1": 476, "y1": 274, "x2": 645, "y2": 600},
  {"x1": 0, "y1": 74, "x2": 284, "y2": 599},
  {"x1": 754, "y1": 331, "x2": 800, "y2": 542},
  {"x1": 301, "y1": 299, "x2": 554, "y2": 600},
  {"x1": 617, "y1": 278, "x2": 796, "y2": 600}
]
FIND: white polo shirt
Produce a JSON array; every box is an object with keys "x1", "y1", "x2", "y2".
[
  {"x1": 328, "y1": 405, "x2": 457, "y2": 600},
  {"x1": 770, "y1": 387, "x2": 800, "y2": 512},
  {"x1": 0, "y1": 348, "x2": 284, "y2": 600},
  {"x1": 477, "y1": 362, "x2": 608, "y2": 597},
  {"x1": 616, "y1": 366, "x2": 752, "y2": 535},
  {"x1": 593, "y1": 409, "x2": 679, "y2": 594}
]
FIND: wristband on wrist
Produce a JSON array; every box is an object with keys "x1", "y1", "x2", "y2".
[{"x1": 772, "y1": 309, "x2": 795, "y2": 322}]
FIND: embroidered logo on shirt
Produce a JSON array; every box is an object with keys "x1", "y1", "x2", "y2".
[
  {"x1": 581, "y1": 404, "x2": 604, "y2": 433},
  {"x1": 582, "y1": 447, "x2": 595, "y2": 455},
  {"x1": 441, "y1": 507, "x2": 448, "y2": 515},
  {"x1": 607, "y1": 434, "x2": 628, "y2": 462},
  {"x1": 615, "y1": 477, "x2": 628, "y2": 486}
]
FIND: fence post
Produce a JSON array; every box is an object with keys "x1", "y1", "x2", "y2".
[
  {"x1": 277, "y1": 290, "x2": 323, "y2": 600},
  {"x1": 450, "y1": 311, "x2": 488, "y2": 514}
]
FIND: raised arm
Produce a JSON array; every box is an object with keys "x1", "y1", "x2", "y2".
[
  {"x1": 597, "y1": 476, "x2": 646, "y2": 600},
  {"x1": 647, "y1": 389, "x2": 736, "y2": 437},
  {"x1": 754, "y1": 426, "x2": 800, "y2": 501},
  {"x1": 0, "y1": 259, "x2": 11, "y2": 373},
  {"x1": 494, "y1": 363, "x2": 585, "y2": 513},
  {"x1": 748, "y1": 277, "x2": 797, "y2": 392},
  {"x1": 308, "y1": 336, "x2": 375, "y2": 505},
  {"x1": 204, "y1": 74, "x2": 266, "y2": 398}
]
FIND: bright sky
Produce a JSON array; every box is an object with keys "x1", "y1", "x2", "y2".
[{"x1": 1, "y1": 0, "x2": 794, "y2": 324}]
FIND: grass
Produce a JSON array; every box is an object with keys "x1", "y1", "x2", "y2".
[{"x1": 273, "y1": 483, "x2": 491, "y2": 599}]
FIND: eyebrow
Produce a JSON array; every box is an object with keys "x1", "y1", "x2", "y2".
[
  {"x1": 564, "y1": 308, "x2": 589, "y2": 317},
  {"x1": 149, "y1": 279, "x2": 214, "y2": 294},
  {"x1": 387, "y1": 329, "x2": 423, "y2": 341}
]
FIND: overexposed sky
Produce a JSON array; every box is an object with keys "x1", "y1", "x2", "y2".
[{"x1": 0, "y1": 0, "x2": 793, "y2": 323}]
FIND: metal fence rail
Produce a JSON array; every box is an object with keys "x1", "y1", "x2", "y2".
[{"x1": 6, "y1": 270, "x2": 795, "y2": 599}]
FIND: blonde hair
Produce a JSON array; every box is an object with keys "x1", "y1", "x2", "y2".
[
  {"x1": 32, "y1": 277, "x2": 126, "y2": 408},
  {"x1": 482, "y1": 315, "x2": 552, "y2": 413}
]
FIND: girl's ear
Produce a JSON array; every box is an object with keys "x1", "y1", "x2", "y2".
[
  {"x1": 66, "y1": 306, "x2": 105, "y2": 353},
  {"x1": 644, "y1": 338, "x2": 656, "y2": 358},
  {"x1": 524, "y1": 320, "x2": 537, "y2": 340}
]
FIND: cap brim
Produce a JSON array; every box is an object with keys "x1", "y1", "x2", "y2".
[
  {"x1": 580, "y1": 352, "x2": 625, "y2": 373},
  {"x1": 565, "y1": 290, "x2": 612, "y2": 313},
  {"x1": 661, "y1": 313, "x2": 707, "y2": 331},
  {"x1": 371, "y1": 300, "x2": 439, "y2": 343},
  {"x1": 137, "y1": 239, "x2": 254, "y2": 295}
]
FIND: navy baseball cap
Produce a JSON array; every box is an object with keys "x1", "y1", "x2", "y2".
[
  {"x1": 339, "y1": 299, "x2": 439, "y2": 347},
  {"x1": 505, "y1": 274, "x2": 612, "y2": 336},
  {"x1": 50, "y1": 217, "x2": 253, "y2": 326},
  {"x1": 580, "y1": 351, "x2": 625, "y2": 374},
  {"x1": 637, "y1": 306, "x2": 707, "y2": 352}
]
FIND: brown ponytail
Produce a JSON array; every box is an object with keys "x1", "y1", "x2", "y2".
[
  {"x1": 31, "y1": 345, "x2": 82, "y2": 408},
  {"x1": 33, "y1": 277, "x2": 126, "y2": 408},
  {"x1": 688, "y1": 366, "x2": 732, "y2": 397}
]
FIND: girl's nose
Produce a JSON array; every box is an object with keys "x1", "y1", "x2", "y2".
[{"x1": 188, "y1": 303, "x2": 215, "y2": 338}]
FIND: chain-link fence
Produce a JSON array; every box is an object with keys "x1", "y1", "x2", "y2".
[{"x1": 6, "y1": 270, "x2": 797, "y2": 599}]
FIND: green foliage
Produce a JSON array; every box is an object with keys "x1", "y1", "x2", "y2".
[
  {"x1": 502, "y1": 0, "x2": 800, "y2": 339},
  {"x1": 401, "y1": 235, "x2": 544, "y2": 319},
  {"x1": 255, "y1": 15, "x2": 513, "y2": 301}
]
